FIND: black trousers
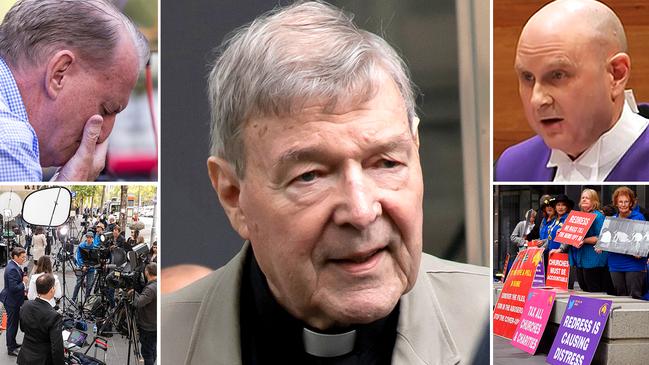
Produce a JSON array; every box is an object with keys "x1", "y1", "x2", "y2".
[
  {"x1": 575, "y1": 267, "x2": 615, "y2": 295},
  {"x1": 610, "y1": 271, "x2": 646, "y2": 299},
  {"x1": 5, "y1": 305, "x2": 20, "y2": 351},
  {"x1": 139, "y1": 328, "x2": 156, "y2": 365}
]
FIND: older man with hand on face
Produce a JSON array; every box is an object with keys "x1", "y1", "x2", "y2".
[
  {"x1": 162, "y1": 2, "x2": 490, "y2": 364},
  {"x1": 0, "y1": 0, "x2": 149, "y2": 181},
  {"x1": 495, "y1": 0, "x2": 649, "y2": 182}
]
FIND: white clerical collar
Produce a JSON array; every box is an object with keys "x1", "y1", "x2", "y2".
[
  {"x1": 548, "y1": 101, "x2": 649, "y2": 182},
  {"x1": 37, "y1": 296, "x2": 56, "y2": 307},
  {"x1": 303, "y1": 327, "x2": 356, "y2": 357}
]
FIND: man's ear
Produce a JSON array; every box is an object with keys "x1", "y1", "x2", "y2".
[
  {"x1": 608, "y1": 52, "x2": 630, "y2": 101},
  {"x1": 44, "y1": 50, "x2": 75, "y2": 99},
  {"x1": 207, "y1": 156, "x2": 249, "y2": 239}
]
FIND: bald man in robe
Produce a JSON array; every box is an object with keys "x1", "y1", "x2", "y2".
[{"x1": 495, "y1": 0, "x2": 649, "y2": 182}]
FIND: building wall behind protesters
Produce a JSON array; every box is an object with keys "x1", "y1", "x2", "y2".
[
  {"x1": 493, "y1": 0, "x2": 649, "y2": 159},
  {"x1": 161, "y1": 0, "x2": 483, "y2": 269}
]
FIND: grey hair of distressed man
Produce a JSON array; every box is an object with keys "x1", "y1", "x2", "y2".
[
  {"x1": 0, "y1": 0, "x2": 150, "y2": 71},
  {"x1": 208, "y1": 1, "x2": 418, "y2": 177}
]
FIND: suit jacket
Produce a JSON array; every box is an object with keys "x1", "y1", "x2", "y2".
[
  {"x1": 495, "y1": 125, "x2": 649, "y2": 181},
  {"x1": 17, "y1": 298, "x2": 65, "y2": 365},
  {"x1": 0, "y1": 259, "x2": 25, "y2": 307},
  {"x1": 162, "y1": 243, "x2": 490, "y2": 364}
]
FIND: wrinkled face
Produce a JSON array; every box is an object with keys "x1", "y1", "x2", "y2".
[
  {"x1": 238, "y1": 76, "x2": 423, "y2": 330},
  {"x1": 580, "y1": 192, "x2": 594, "y2": 212},
  {"x1": 40, "y1": 41, "x2": 139, "y2": 167},
  {"x1": 555, "y1": 202, "x2": 568, "y2": 216},
  {"x1": 515, "y1": 28, "x2": 614, "y2": 157},
  {"x1": 615, "y1": 194, "x2": 632, "y2": 215}
]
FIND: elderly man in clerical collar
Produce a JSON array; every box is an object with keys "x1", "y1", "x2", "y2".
[
  {"x1": 496, "y1": 0, "x2": 649, "y2": 182},
  {"x1": 162, "y1": 2, "x2": 489, "y2": 364}
]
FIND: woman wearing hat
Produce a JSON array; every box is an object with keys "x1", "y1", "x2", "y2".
[
  {"x1": 604, "y1": 186, "x2": 647, "y2": 298},
  {"x1": 537, "y1": 196, "x2": 556, "y2": 241},
  {"x1": 546, "y1": 194, "x2": 574, "y2": 254}
]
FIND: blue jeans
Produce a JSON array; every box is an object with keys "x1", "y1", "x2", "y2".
[{"x1": 72, "y1": 269, "x2": 95, "y2": 302}]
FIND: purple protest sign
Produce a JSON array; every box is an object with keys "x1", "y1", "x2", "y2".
[
  {"x1": 532, "y1": 258, "x2": 545, "y2": 287},
  {"x1": 511, "y1": 288, "x2": 556, "y2": 354},
  {"x1": 547, "y1": 295, "x2": 613, "y2": 365}
]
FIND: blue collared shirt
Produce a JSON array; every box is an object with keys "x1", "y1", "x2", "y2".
[{"x1": 0, "y1": 57, "x2": 41, "y2": 181}]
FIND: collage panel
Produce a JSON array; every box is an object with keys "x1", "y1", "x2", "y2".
[
  {"x1": 492, "y1": 1, "x2": 649, "y2": 365},
  {"x1": 0, "y1": 184, "x2": 157, "y2": 364},
  {"x1": 493, "y1": 0, "x2": 649, "y2": 182},
  {"x1": 161, "y1": 0, "x2": 490, "y2": 364},
  {"x1": 493, "y1": 185, "x2": 649, "y2": 364},
  {"x1": 0, "y1": 0, "x2": 158, "y2": 183},
  {"x1": 0, "y1": 0, "x2": 159, "y2": 364}
]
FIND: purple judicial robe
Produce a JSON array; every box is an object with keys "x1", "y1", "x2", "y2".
[{"x1": 495, "y1": 127, "x2": 649, "y2": 181}]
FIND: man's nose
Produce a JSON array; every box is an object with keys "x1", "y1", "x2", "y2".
[
  {"x1": 332, "y1": 165, "x2": 381, "y2": 230},
  {"x1": 530, "y1": 82, "x2": 552, "y2": 109}
]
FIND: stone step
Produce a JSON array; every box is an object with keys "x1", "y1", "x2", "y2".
[{"x1": 493, "y1": 284, "x2": 649, "y2": 364}]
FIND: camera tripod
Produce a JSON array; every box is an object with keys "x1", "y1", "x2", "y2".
[
  {"x1": 85, "y1": 290, "x2": 143, "y2": 365},
  {"x1": 76, "y1": 263, "x2": 112, "y2": 322},
  {"x1": 53, "y1": 218, "x2": 86, "y2": 316},
  {"x1": 53, "y1": 243, "x2": 80, "y2": 316}
]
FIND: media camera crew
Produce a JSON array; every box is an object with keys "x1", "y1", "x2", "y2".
[
  {"x1": 126, "y1": 229, "x2": 144, "y2": 251},
  {"x1": 17, "y1": 273, "x2": 64, "y2": 365},
  {"x1": 101, "y1": 224, "x2": 126, "y2": 309},
  {"x1": 71, "y1": 233, "x2": 99, "y2": 304},
  {"x1": 110, "y1": 225, "x2": 127, "y2": 251},
  {"x1": 129, "y1": 263, "x2": 157, "y2": 365},
  {"x1": 93, "y1": 223, "x2": 105, "y2": 245},
  {"x1": 106, "y1": 216, "x2": 116, "y2": 233}
]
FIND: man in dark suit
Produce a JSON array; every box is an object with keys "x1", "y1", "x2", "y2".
[
  {"x1": 17, "y1": 273, "x2": 65, "y2": 365},
  {"x1": 0, "y1": 247, "x2": 28, "y2": 356}
]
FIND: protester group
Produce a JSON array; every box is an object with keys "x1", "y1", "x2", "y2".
[{"x1": 506, "y1": 186, "x2": 649, "y2": 300}]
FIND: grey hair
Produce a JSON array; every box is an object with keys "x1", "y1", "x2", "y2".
[
  {"x1": 0, "y1": 0, "x2": 150, "y2": 70},
  {"x1": 208, "y1": 1, "x2": 418, "y2": 177}
]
